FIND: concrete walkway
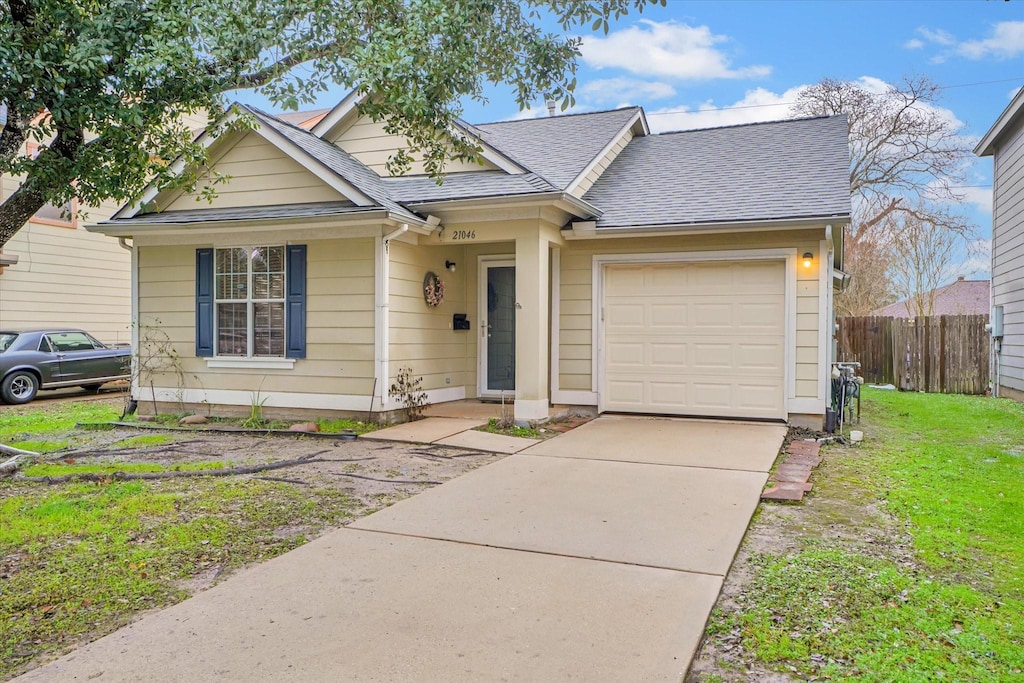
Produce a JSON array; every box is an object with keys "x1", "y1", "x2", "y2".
[{"x1": 18, "y1": 417, "x2": 786, "y2": 683}]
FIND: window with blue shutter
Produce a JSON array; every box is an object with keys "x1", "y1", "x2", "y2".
[
  {"x1": 285, "y1": 244, "x2": 307, "y2": 358},
  {"x1": 195, "y1": 248, "x2": 214, "y2": 357},
  {"x1": 196, "y1": 244, "x2": 306, "y2": 360}
]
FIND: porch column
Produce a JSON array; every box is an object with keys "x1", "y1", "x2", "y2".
[{"x1": 514, "y1": 232, "x2": 551, "y2": 422}]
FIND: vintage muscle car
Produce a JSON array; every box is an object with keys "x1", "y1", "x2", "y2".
[{"x1": 0, "y1": 329, "x2": 131, "y2": 404}]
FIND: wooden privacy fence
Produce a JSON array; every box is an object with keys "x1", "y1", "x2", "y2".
[{"x1": 837, "y1": 315, "x2": 989, "y2": 395}]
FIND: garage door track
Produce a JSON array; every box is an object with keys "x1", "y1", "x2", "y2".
[{"x1": 18, "y1": 417, "x2": 786, "y2": 683}]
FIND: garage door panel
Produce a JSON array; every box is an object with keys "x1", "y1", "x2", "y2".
[
  {"x1": 603, "y1": 260, "x2": 786, "y2": 419},
  {"x1": 650, "y1": 343, "x2": 688, "y2": 368},
  {"x1": 737, "y1": 343, "x2": 783, "y2": 370}
]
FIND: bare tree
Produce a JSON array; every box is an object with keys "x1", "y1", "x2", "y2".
[
  {"x1": 835, "y1": 234, "x2": 894, "y2": 316},
  {"x1": 791, "y1": 76, "x2": 975, "y2": 313},
  {"x1": 885, "y1": 208, "x2": 962, "y2": 318}
]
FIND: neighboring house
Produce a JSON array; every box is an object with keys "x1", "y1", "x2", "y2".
[
  {"x1": 0, "y1": 147, "x2": 131, "y2": 344},
  {"x1": 871, "y1": 276, "x2": 990, "y2": 318},
  {"x1": 90, "y1": 93, "x2": 851, "y2": 427},
  {"x1": 976, "y1": 87, "x2": 1024, "y2": 400},
  {"x1": 0, "y1": 110, "x2": 207, "y2": 345}
]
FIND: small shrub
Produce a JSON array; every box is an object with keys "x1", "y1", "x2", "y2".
[{"x1": 389, "y1": 366, "x2": 428, "y2": 422}]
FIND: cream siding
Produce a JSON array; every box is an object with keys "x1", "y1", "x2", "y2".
[
  {"x1": 992, "y1": 109, "x2": 1024, "y2": 394},
  {"x1": 161, "y1": 132, "x2": 344, "y2": 211},
  {"x1": 388, "y1": 240, "x2": 471, "y2": 392},
  {"x1": 136, "y1": 238, "x2": 376, "y2": 398},
  {"x1": 328, "y1": 114, "x2": 497, "y2": 176},
  {"x1": 557, "y1": 230, "x2": 823, "y2": 401},
  {"x1": 571, "y1": 129, "x2": 634, "y2": 197}
]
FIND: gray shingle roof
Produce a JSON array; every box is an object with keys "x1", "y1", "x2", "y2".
[
  {"x1": 383, "y1": 171, "x2": 557, "y2": 203},
  {"x1": 584, "y1": 115, "x2": 851, "y2": 229},
  {"x1": 102, "y1": 201, "x2": 378, "y2": 225},
  {"x1": 871, "y1": 278, "x2": 990, "y2": 317},
  {"x1": 474, "y1": 108, "x2": 641, "y2": 189}
]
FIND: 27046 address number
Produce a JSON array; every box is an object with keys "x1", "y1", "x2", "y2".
[{"x1": 451, "y1": 230, "x2": 476, "y2": 240}]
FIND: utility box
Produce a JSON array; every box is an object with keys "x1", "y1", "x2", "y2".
[{"x1": 992, "y1": 305, "x2": 1004, "y2": 338}]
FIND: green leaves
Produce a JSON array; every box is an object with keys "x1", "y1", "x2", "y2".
[{"x1": 0, "y1": 0, "x2": 660, "y2": 246}]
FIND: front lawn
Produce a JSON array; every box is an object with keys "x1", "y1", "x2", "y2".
[{"x1": 691, "y1": 390, "x2": 1024, "y2": 682}]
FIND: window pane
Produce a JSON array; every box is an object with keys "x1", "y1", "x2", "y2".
[
  {"x1": 215, "y1": 248, "x2": 249, "y2": 299},
  {"x1": 253, "y1": 302, "x2": 285, "y2": 356},
  {"x1": 47, "y1": 332, "x2": 98, "y2": 352},
  {"x1": 216, "y1": 303, "x2": 248, "y2": 355},
  {"x1": 35, "y1": 199, "x2": 73, "y2": 223},
  {"x1": 251, "y1": 246, "x2": 285, "y2": 299}
]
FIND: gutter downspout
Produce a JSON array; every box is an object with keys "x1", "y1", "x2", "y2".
[
  {"x1": 118, "y1": 236, "x2": 139, "y2": 404},
  {"x1": 374, "y1": 224, "x2": 409, "y2": 418}
]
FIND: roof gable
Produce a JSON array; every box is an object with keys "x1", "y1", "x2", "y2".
[
  {"x1": 474, "y1": 107, "x2": 645, "y2": 189},
  {"x1": 160, "y1": 130, "x2": 349, "y2": 212},
  {"x1": 975, "y1": 86, "x2": 1024, "y2": 157},
  {"x1": 311, "y1": 89, "x2": 525, "y2": 175},
  {"x1": 871, "y1": 278, "x2": 990, "y2": 317}
]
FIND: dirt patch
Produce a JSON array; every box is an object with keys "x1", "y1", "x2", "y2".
[{"x1": 30, "y1": 426, "x2": 506, "y2": 512}]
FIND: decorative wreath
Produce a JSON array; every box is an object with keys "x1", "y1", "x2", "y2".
[{"x1": 424, "y1": 271, "x2": 446, "y2": 307}]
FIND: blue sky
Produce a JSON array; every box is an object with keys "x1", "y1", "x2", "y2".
[{"x1": 239, "y1": 1, "x2": 1024, "y2": 280}]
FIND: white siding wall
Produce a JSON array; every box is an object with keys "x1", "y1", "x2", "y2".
[{"x1": 992, "y1": 113, "x2": 1024, "y2": 395}]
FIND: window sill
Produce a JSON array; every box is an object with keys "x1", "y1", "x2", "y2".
[{"x1": 205, "y1": 357, "x2": 296, "y2": 370}]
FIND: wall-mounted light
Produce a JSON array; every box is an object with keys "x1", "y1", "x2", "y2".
[
  {"x1": 802, "y1": 252, "x2": 813, "y2": 269},
  {"x1": 445, "y1": 260, "x2": 457, "y2": 273}
]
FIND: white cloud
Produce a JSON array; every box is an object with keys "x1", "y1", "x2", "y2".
[
  {"x1": 580, "y1": 20, "x2": 771, "y2": 81},
  {"x1": 957, "y1": 21, "x2": 1024, "y2": 60},
  {"x1": 578, "y1": 78, "x2": 676, "y2": 105},
  {"x1": 917, "y1": 27, "x2": 956, "y2": 46},
  {"x1": 953, "y1": 239, "x2": 992, "y2": 280},
  {"x1": 909, "y1": 22, "x2": 1024, "y2": 62},
  {"x1": 961, "y1": 186, "x2": 993, "y2": 215},
  {"x1": 645, "y1": 85, "x2": 807, "y2": 133}
]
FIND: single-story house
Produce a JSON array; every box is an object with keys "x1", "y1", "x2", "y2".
[
  {"x1": 976, "y1": 86, "x2": 1024, "y2": 401},
  {"x1": 90, "y1": 92, "x2": 852, "y2": 427},
  {"x1": 870, "y1": 276, "x2": 990, "y2": 318}
]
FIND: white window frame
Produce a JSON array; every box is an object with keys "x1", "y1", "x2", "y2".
[{"x1": 213, "y1": 245, "x2": 287, "y2": 360}]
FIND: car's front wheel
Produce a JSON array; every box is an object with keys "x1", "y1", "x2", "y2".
[{"x1": 2, "y1": 371, "x2": 39, "y2": 404}]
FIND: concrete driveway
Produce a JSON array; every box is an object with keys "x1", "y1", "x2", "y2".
[{"x1": 18, "y1": 416, "x2": 786, "y2": 683}]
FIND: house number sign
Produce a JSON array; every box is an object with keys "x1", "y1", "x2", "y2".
[{"x1": 450, "y1": 230, "x2": 476, "y2": 240}]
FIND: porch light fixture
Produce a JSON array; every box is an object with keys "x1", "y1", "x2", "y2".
[
  {"x1": 802, "y1": 252, "x2": 813, "y2": 269},
  {"x1": 445, "y1": 260, "x2": 457, "y2": 273}
]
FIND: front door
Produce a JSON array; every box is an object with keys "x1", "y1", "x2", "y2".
[{"x1": 479, "y1": 260, "x2": 516, "y2": 397}]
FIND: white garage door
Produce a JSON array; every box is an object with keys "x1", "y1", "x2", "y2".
[{"x1": 601, "y1": 260, "x2": 786, "y2": 419}]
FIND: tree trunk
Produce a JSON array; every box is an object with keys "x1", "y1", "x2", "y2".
[{"x1": 0, "y1": 184, "x2": 48, "y2": 248}]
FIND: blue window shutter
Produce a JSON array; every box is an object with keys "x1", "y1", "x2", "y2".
[
  {"x1": 286, "y1": 244, "x2": 307, "y2": 359},
  {"x1": 195, "y1": 248, "x2": 214, "y2": 357}
]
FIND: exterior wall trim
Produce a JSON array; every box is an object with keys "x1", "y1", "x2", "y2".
[
  {"x1": 552, "y1": 389, "x2": 598, "y2": 406},
  {"x1": 205, "y1": 358, "x2": 297, "y2": 370},
  {"x1": 138, "y1": 385, "x2": 466, "y2": 412},
  {"x1": 549, "y1": 246, "x2": 561, "y2": 405},
  {"x1": 590, "y1": 248, "x2": 799, "y2": 420}
]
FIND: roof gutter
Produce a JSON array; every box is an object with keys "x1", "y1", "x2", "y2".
[
  {"x1": 407, "y1": 191, "x2": 602, "y2": 219},
  {"x1": 563, "y1": 214, "x2": 849, "y2": 239}
]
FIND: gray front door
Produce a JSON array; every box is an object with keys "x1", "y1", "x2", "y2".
[{"x1": 480, "y1": 261, "x2": 516, "y2": 395}]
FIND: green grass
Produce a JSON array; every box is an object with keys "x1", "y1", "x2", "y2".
[
  {"x1": 21, "y1": 461, "x2": 227, "y2": 478},
  {"x1": 477, "y1": 418, "x2": 544, "y2": 439},
  {"x1": 0, "y1": 477, "x2": 359, "y2": 679},
  {"x1": 116, "y1": 434, "x2": 173, "y2": 448},
  {"x1": 317, "y1": 418, "x2": 378, "y2": 435},
  {"x1": 708, "y1": 390, "x2": 1024, "y2": 681},
  {"x1": 0, "y1": 402, "x2": 120, "y2": 444}
]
